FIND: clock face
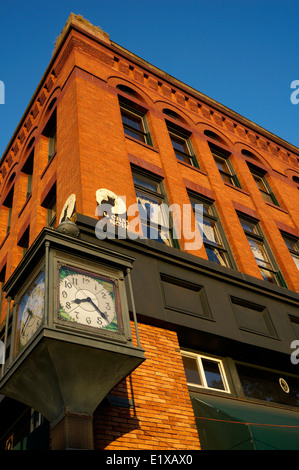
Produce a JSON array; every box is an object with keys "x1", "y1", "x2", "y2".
[
  {"x1": 58, "y1": 266, "x2": 120, "y2": 332},
  {"x1": 16, "y1": 272, "x2": 45, "y2": 353}
]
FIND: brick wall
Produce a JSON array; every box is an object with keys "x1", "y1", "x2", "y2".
[{"x1": 93, "y1": 322, "x2": 201, "y2": 450}]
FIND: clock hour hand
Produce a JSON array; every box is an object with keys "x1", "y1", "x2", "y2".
[{"x1": 72, "y1": 297, "x2": 108, "y2": 321}]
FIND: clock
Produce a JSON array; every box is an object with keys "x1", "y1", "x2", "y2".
[
  {"x1": 58, "y1": 265, "x2": 121, "y2": 332},
  {"x1": 15, "y1": 271, "x2": 45, "y2": 353}
]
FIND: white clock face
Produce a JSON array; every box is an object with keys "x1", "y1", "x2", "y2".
[
  {"x1": 59, "y1": 266, "x2": 119, "y2": 331},
  {"x1": 16, "y1": 272, "x2": 45, "y2": 352}
]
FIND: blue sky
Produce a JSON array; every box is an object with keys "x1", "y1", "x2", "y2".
[{"x1": 1, "y1": 0, "x2": 299, "y2": 157}]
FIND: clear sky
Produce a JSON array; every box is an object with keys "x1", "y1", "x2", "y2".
[{"x1": 1, "y1": 0, "x2": 299, "y2": 157}]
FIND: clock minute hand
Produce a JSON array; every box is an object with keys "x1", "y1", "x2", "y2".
[
  {"x1": 86, "y1": 297, "x2": 108, "y2": 322},
  {"x1": 21, "y1": 308, "x2": 33, "y2": 335}
]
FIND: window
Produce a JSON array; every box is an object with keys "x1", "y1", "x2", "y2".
[
  {"x1": 42, "y1": 110, "x2": 57, "y2": 161},
  {"x1": 47, "y1": 196, "x2": 56, "y2": 228},
  {"x1": 133, "y1": 169, "x2": 175, "y2": 247},
  {"x1": 209, "y1": 143, "x2": 241, "y2": 187},
  {"x1": 22, "y1": 150, "x2": 34, "y2": 199},
  {"x1": 3, "y1": 186, "x2": 14, "y2": 234},
  {"x1": 281, "y1": 232, "x2": 299, "y2": 270},
  {"x1": 167, "y1": 122, "x2": 198, "y2": 167},
  {"x1": 247, "y1": 163, "x2": 279, "y2": 205},
  {"x1": 236, "y1": 363, "x2": 299, "y2": 408},
  {"x1": 17, "y1": 226, "x2": 30, "y2": 257},
  {"x1": 119, "y1": 96, "x2": 153, "y2": 146},
  {"x1": 189, "y1": 194, "x2": 235, "y2": 268},
  {"x1": 292, "y1": 175, "x2": 299, "y2": 188},
  {"x1": 41, "y1": 183, "x2": 56, "y2": 228},
  {"x1": 238, "y1": 214, "x2": 286, "y2": 286},
  {"x1": 181, "y1": 351, "x2": 230, "y2": 392}
]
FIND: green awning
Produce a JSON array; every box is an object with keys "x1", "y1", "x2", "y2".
[{"x1": 191, "y1": 394, "x2": 299, "y2": 450}]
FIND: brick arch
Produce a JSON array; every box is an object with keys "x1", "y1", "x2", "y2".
[
  {"x1": 285, "y1": 168, "x2": 299, "y2": 185},
  {"x1": 154, "y1": 100, "x2": 197, "y2": 128},
  {"x1": 18, "y1": 128, "x2": 38, "y2": 168},
  {"x1": 107, "y1": 76, "x2": 155, "y2": 108},
  {"x1": 0, "y1": 163, "x2": 18, "y2": 202},
  {"x1": 234, "y1": 142, "x2": 271, "y2": 168},
  {"x1": 196, "y1": 122, "x2": 235, "y2": 149},
  {"x1": 38, "y1": 87, "x2": 61, "y2": 131}
]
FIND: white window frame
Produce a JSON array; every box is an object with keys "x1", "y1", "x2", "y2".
[{"x1": 181, "y1": 350, "x2": 231, "y2": 393}]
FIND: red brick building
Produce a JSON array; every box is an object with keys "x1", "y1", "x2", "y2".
[{"x1": 0, "y1": 14, "x2": 299, "y2": 450}]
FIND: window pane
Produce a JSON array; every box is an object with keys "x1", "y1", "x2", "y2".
[
  {"x1": 284, "y1": 237, "x2": 297, "y2": 251},
  {"x1": 202, "y1": 358, "x2": 225, "y2": 390},
  {"x1": 260, "y1": 190, "x2": 274, "y2": 204},
  {"x1": 291, "y1": 254, "x2": 299, "y2": 270},
  {"x1": 253, "y1": 174, "x2": 266, "y2": 191},
  {"x1": 182, "y1": 356, "x2": 202, "y2": 386},
  {"x1": 205, "y1": 246, "x2": 228, "y2": 266},
  {"x1": 201, "y1": 218, "x2": 218, "y2": 244},
  {"x1": 134, "y1": 175, "x2": 173, "y2": 247},
  {"x1": 214, "y1": 157, "x2": 233, "y2": 184},
  {"x1": 247, "y1": 238, "x2": 271, "y2": 269},
  {"x1": 259, "y1": 267, "x2": 277, "y2": 284},
  {"x1": 122, "y1": 110, "x2": 143, "y2": 131},
  {"x1": 133, "y1": 176, "x2": 158, "y2": 193},
  {"x1": 171, "y1": 134, "x2": 188, "y2": 154},
  {"x1": 219, "y1": 171, "x2": 234, "y2": 185},
  {"x1": 237, "y1": 364, "x2": 299, "y2": 407},
  {"x1": 239, "y1": 218, "x2": 258, "y2": 234}
]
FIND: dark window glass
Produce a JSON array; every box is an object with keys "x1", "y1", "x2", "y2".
[
  {"x1": 133, "y1": 171, "x2": 175, "y2": 247},
  {"x1": 239, "y1": 215, "x2": 286, "y2": 287},
  {"x1": 167, "y1": 122, "x2": 198, "y2": 167},
  {"x1": 190, "y1": 195, "x2": 235, "y2": 268},
  {"x1": 182, "y1": 356, "x2": 202, "y2": 386},
  {"x1": 237, "y1": 364, "x2": 299, "y2": 408},
  {"x1": 201, "y1": 358, "x2": 225, "y2": 390}
]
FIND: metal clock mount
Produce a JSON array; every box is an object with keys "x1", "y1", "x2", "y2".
[{"x1": 0, "y1": 225, "x2": 145, "y2": 450}]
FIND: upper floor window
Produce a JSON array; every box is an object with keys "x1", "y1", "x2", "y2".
[
  {"x1": 208, "y1": 143, "x2": 241, "y2": 188},
  {"x1": 17, "y1": 225, "x2": 30, "y2": 257},
  {"x1": 189, "y1": 193, "x2": 235, "y2": 268},
  {"x1": 247, "y1": 163, "x2": 279, "y2": 206},
  {"x1": 238, "y1": 214, "x2": 286, "y2": 286},
  {"x1": 42, "y1": 110, "x2": 57, "y2": 161},
  {"x1": 281, "y1": 232, "x2": 299, "y2": 270},
  {"x1": 41, "y1": 182, "x2": 56, "y2": 228},
  {"x1": 119, "y1": 96, "x2": 153, "y2": 146},
  {"x1": 167, "y1": 121, "x2": 198, "y2": 168},
  {"x1": 132, "y1": 169, "x2": 176, "y2": 247},
  {"x1": 292, "y1": 175, "x2": 299, "y2": 187},
  {"x1": 21, "y1": 149, "x2": 34, "y2": 200},
  {"x1": 3, "y1": 186, "x2": 14, "y2": 234},
  {"x1": 181, "y1": 350, "x2": 230, "y2": 393}
]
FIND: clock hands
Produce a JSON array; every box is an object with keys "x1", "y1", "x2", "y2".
[
  {"x1": 72, "y1": 297, "x2": 109, "y2": 321},
  {"x1": 21, "y1": 308, "x2": 33, "y2": 336}
]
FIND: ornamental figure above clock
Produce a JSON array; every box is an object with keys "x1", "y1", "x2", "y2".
[{"x1": 58, "y1": 265, "x2": 122, "y2": 333}]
